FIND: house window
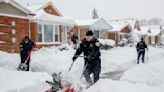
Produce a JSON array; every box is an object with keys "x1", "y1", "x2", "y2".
[
  {"x1": 54, "y1": 26, "x2": 59, "y2": 42},
  {"x1": 44, "y1": 25, "x2": 53, "y2": 42},
  {"x1": 37, "y1": 24, "x2": 60, "y2": 42},
  {"x1": 94, "y1": 30, "x2": 100, "y2": 38},
  {"x1": 38, "y1": 24, "x2": 42, "y2": 42}
]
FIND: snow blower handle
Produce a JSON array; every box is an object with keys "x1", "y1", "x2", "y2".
[
  {"x1": 68, "y1": 61, "x2": 74, "y2": 71},
  {"x1": 69, "y1": 55, "x2": 86, "y2": 71}
]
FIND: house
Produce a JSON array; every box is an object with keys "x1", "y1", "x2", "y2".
[
  {"x1": 0, "y1": 0, "x2": 75, "y2": 53},
  {"x1": 160, "y1": 26, "x2": 164, "y2": 44},
  {"x1": 70, "y1": 18, "x2": 112, "y2": 41},
  {"x1": 134, "y1": 25, "x2": 162, "y2": 45},
  {"x1": 107, "y1": 19, "x2": 141, "y2": 45}
]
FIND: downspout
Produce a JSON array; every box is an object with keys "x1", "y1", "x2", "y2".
[{"x1": 28, "y1": 19, "x2": 31, "y2": 38}]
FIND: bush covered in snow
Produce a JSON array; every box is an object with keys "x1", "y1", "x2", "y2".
[{"x1": 98, "y1": 39, "x2": 115, "y2": 50}]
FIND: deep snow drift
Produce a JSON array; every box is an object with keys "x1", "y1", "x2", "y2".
[{"x1": 0, "y1": 44, "x2": 164, "y2": 92}]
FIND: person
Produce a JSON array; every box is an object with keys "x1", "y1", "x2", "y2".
[
  {"x1": 72, "y1": 31, "x2": 101, "y2": 85},
  {"x1": 136, "y1": 38, "x2": 148, "y2": 64},
  {"x1": 70, "y1": 32, "x2": 78, "y2": 49},
  {"x1": 19, "y1": 36, "x2": 35, "y2": 71}
]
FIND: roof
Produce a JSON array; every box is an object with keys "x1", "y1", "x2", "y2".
[
  {"x1": 75, "y1": 18, "x2": 112, "y2": 30},
  {"x1": 0, "y1": 0, "x2": 62, "y2": 15},
  {"x1": 33, "y1": 10, "x2": 75, "y2": 26},
  {"x1": 108, "y1": 20, "x2": 129, "y2": 32},
  {"x1": 135, "y1": 25, "x2": 161, "y2": 36}
]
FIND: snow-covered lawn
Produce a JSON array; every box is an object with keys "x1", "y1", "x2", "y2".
[{"x1": 0, "y1": 44, "x2": 164, "y2": 92}]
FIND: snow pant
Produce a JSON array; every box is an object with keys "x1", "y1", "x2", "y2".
[
  {"x1": 20, "y1": 53, "x2": 30, "y2": 71},
  {"x1": 137, "y1": 51, "x2": 145, "y2": 64},
  {"x1": 83, "y1": 58, "x2": 101, "y2": 83}
]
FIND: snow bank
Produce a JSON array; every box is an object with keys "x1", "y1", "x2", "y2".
[
  {"x1": 83, "y1": 79, "x2": 164, "y2": 92},
  {"x1": 98, "y1": 39, "x2": 115, "y2": 47},
  {"x1": 121, "y1": 61, "x2": 164, "y2": 86},
  {"x1": 0, "y1": 68, "x2": 51, "y2": 92}
]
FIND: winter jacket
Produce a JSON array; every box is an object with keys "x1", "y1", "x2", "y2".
[
  {"x1": 136, "y1": 41, "x2": 147, "y2": 52},
  {"x1": 71, "y1": 35, "x2": 78, "y2": 44},
  {"x1": 19, "y1": 39, "x2": 35, "y2": 54},
  {"x1": 73, "y1": 38, "x2": 101, "y2": 63}
]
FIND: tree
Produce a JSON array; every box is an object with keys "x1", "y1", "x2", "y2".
[{"x1": 92, "y1": 8, "x2": 99, "y2": 19}]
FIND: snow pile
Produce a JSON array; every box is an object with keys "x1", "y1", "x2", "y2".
[
  {"x1": 98, "y1": 39, "x2": 115, "y2": 47},
  {"x1": 0, "y1": 67, "x2": 51, "y2": 92},
  {"x1": 121, "y1": 60, "x2": 164, "y2": 86},
  {"x1": 84, "y1": 79, "x2": 164, "y2": 92},
  {"x1": 118, "y1": 38, "x2": 128, "y2": 46}
]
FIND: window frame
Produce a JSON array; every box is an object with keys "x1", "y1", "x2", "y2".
[{"x1": 37, "y1": 23, "x2": 60, "y2": 43}]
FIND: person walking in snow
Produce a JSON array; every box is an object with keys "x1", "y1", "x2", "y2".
[
  {"x1": 70, "y1": 32, "x2": 78, "y2": 49},
  {"x1": 19, "y1": 36, "x2": 36, "y2": 71},
  {"x1": 136, "y1": 38, "x2": 148, "y2": 64},
  {"x1": 72, "y1": 31, "x2": 101, "y2": 85}
]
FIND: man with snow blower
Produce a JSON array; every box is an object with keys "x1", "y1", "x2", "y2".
[
  {"x1": 136, "y1": 37, "x2": 148, "y2": 64},
  {"x1": 72, "y1": 30, "x2": 101, "y2": 86},
  {"x1": 18, "y1": 36, "x2": 36, "y2": 71}
]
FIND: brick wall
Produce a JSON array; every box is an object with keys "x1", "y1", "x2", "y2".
[
  {"x1": 0, "y1": 16, "x2": 29, "y2": 53},
  {"x1": 108, "y1": 32, "x2": 119, "y2": 45}
]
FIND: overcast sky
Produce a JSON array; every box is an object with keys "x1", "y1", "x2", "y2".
[{"x1": 53, "y1": 0, "x2": 164, "y2": 20}]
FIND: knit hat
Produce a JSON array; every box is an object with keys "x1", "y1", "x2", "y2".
[
  {"x1": 86, "y1": 31, "x2": 93, "y2": 36},
  {"x1": 24, "y1": 36, "x2": 29, "y2": 41}
]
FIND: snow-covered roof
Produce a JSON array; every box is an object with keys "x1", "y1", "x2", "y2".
[
  {"x1": 108, "y1": 18, "x2": 138, "y2": 32},
  {"x1": 135, "y1": 25, "x2": 161, "y2": 36},
  {"x1": 107, "y1": 20, "x2": 129, "y2": 32},
  {"x1": 33, "y1": 10, "x2": 75, "y2": 26},
  {"x1": 75, "y1": 19, "x2": 98, "y2": 26},
  {"x1": 75, "y1": 18, "x2": 112, "y2": 30},
  {"x1": 1, "y1": 0, "x2": 62, "y2": 15},
  {"x1": 122, "y1": 19, "x2": 137, "y2": 29}
]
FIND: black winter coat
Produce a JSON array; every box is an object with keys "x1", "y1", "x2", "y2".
[
  {"x1": 19, "y1": 39, "x2": 35, "y2": 54},
  {"x1": 136, "y1": 41, "x2": 147, "y2": 52},
  {"x1": 74, "y1": 38, "x2": 101, "y2": 63}
]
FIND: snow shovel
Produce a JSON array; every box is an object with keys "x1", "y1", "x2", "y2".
[
  {"x1": 17, "y1": 52, "x2": 31, "y2": 71},
  {"x1": 146, "y1": 50, "x2": 149, "y2": 62}
]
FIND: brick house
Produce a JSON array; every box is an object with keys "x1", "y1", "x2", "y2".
[
  {"x1": 0, "y1": 0, "x2": 75, "y2": 53},
  {"x1": 135, "y1": 25, "x2": 163, "y2": 45},
  {"x1": 71, "y1": 18, "x2": 112, "y2": 41},
  {"x1": 107, "y1": 19, "x2": 141, "y2": 45}
]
